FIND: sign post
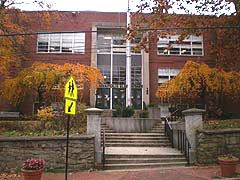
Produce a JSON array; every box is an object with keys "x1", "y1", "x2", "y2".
[{"x1": 64, "y1": 76, "x2": 77, "y2": 180}]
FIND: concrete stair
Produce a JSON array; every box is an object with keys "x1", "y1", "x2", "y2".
[{"x1": 101, "y1": 121, "x2": 188, "y2": 170}]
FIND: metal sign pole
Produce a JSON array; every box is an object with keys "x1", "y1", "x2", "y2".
[
  {"x1": 64, "y1": 76, "x2": 77, "y2": 180},
  {"x1": 65, "y1": 114, "x2": 70, "y2": 180}
]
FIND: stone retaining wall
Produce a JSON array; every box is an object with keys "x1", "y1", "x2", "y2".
[
  {"x1": 0, "y1": 135, "x2": 95, "y2": 172},
  {"x1": 102, "y1": 117, "x2": 161, "y2": 132},
  {"x1": 196, "y1": 129, "x2": 240, "y2": 164}
]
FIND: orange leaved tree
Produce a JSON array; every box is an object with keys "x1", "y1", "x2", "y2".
[
  {"x1": 131, "y1": 0, "x2": 240, "y2": 70},
  {"x1": 0, "y1": 0, "x2": 52, "y2": 75},
  {"x1": 1, "y1": 62, "x2": 104, "y2": 110},
  {"x1": 156, "y1": 61, "x2": 240, "y2": 118}
]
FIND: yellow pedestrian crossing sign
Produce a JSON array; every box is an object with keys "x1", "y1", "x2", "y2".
[
  {"x1": 65, "y1": 99, "x2": 76, "y2": 115},
  {"x1": 64, "y1": 76, "x2": 77, "y2": 100}
]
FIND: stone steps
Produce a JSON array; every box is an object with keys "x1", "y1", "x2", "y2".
[
  {"x1": 103, "y1": 162, "x2": 187, "y2": 170},
  {"x1": 105, "y1": 142, "x2": 172, "y2": 147},
  {"x1": 101, "y1": 122, "x2": 187, "y2": 170},
  {"x1": 104, "y1": 132, "x2": 166, "y2": 136},
  {"x1": 105, "y1": 136, "x2": 169, "y2": 140}
]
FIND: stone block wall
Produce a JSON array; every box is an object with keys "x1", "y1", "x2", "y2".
[
  {"x1": 196, "y1": 129, "x2": 240, "y2": 164},
  {"x1": 0, "y1": 135, "x2": 95, "y2": 172}
]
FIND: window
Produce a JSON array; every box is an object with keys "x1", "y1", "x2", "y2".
[
  {"x1": 98, "y1": 65, "x2": 111, "y2": 84},
  {"x1": 112, "y1": 66, "x2": 126, "y2": 85},
  {"x1": 158, "y1": 35, "x2": 203, "y2": 56},
  {"x1": 158, "y1": 68, "x2": 180, "y2": 85},
  {"x1": 37, "y1": 32, "x2": 85, "y2": 53},
  {"x1": 131, "y1": 66, "x2": 142, "y2": 87},
  {"x1": 97, "y1": 31, "x2": 141, "y2": 54}
]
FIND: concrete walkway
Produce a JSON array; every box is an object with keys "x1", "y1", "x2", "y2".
[{"x1": 1, "y1": 165, "x2": 240, "y2": 180}]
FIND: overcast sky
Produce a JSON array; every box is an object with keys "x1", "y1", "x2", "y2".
[
  {"x1": 15, "y1": 0, "x2": 235, "y2": 15},
  {"x1": 15, "y1": 0, "x2": 141, "y2": 12}
]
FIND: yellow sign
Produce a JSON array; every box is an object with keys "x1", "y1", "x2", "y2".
[
  {"x1": 65, "y1": 99, "x2": 76, "y2": 115},
  {"x1": 64, "y1": 76, "x2": 77, "y2": 100}
]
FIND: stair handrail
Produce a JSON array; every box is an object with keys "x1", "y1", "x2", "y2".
[
  {"x1": 102, "y1": 129, "x2": 106, "y2": 169},
  {"x1": 177, "y1": 130, "x2": 191, "y2": 165},
  {"x1": 165, "y1": 117, "x2": 191, "y2": 165},
  {"x1": 164, "y1": 117, "x2": 174, "y2": 147}
]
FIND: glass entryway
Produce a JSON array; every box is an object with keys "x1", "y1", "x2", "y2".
[{"x1": 95, "y1": 30, "x2": 143, "y2": 109}]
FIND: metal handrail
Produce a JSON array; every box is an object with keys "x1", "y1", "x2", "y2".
[
  {"x1": 102, "y1": 129, "x2": 106, "y2": 169},
  {"x1": 164, "y1": 117, "x2": 174, "y2": 147},
  {"x1": 177, "y1": 130, "x2": 191, "y2": 165}
]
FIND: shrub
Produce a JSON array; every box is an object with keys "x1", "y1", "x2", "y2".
[
  {"x1": 113, "y1": 105, "x2": 135, "y2": 117},
  {"x1": 37, "y1": 106, "x2": 56, "y2": 130}
]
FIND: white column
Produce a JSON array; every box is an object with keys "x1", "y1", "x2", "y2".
[
  {"x1": 126, "y1": 9, "x2": 131, "y2": 107},
  {"x1": 110, "y1": 39, "x2": 113, "y2": 109}
]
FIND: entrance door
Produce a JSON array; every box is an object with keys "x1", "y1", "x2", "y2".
[
  {"x1": 112, "y1": 88, "x2": 126, "y2": 109},
  {"x1": 96, "y1": 88, "x2": 110, "y2": 109}
]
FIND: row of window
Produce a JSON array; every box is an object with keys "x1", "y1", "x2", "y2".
[
  {"x1": 37, "y1": 33, "x2": 204, "y2": 56},
  {"x1": 37, "y1": 33, "x2": 85, "y2": 53},
  {"x1": 98, "y1": 65, "x2": 142, "y2": 86},
  {"x1": 97, "y1": 33, "x2": 141, "y2": 54},
  {"x1": 158, "y1": 35, "x2": 203, "y2": 56}
]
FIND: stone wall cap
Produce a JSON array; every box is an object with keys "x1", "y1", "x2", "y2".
[
  {"x1": 0, "y1": 135, "x2": 95, "y2": 142},
  {"x1": 85, "y1": 108, "x2": 104, "y2": 114},
  {"x1": 198, "y1": 128, "x2": 240, "y2": 135},
  {"x1": 182, "y1": 108, "x2": 205, "y2": 115}
]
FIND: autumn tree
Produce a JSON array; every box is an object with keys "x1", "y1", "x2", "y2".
[
  {"x1": 131, "y1": 0, "x2": 240, "y2": 70},
  {"x1": 0, "y1": 0, "x2": 51, "y2": 75},
  {"x1": 1, "y1": 62, "x2": 104, "y2": 110},
  {"x1": 156, "y1": 61, "x2": 240, "y2": 118}
]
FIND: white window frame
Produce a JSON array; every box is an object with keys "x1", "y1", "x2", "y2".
[
  {"x1": 37, "y1": 32, "x2": 85, "y2": 54},
  {"x1": 97, "y1": 33, "x2": 141, "y2": 55},
  {"x1": 157, "y1": 35, "x2": 204, "y2": 56},
  {"x1": 158, "y1": 68, "x2": 180, "y2": 85}
]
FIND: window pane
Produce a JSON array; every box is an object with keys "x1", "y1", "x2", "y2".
[
  {"x1": 97, "y1": 34, "x2": 111, "y2": 53},
  {"x1": 37, "y1": 34, "x2": 49, "y2": 52},
  {"x1": 131, "y1": 66, "x2": 142, "y2": 86},
  {"x1": 50, "y1": 34, "x2": 60, "y2": 52},
  {"x1": 98, "y1": 65, "x2": 111, "y2": 84},
  {"x1": 62, "y1": 33, "x2": 73, "y2": 53},
  {"x1": 74, "y1": 33, "x2": 85, "y2": 53},
  {"x1": 158, "y1": 44, "x2": 168, "y2": 54}
]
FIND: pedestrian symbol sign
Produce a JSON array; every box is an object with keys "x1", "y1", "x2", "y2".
[
  {"x1": 65, "y1": 99, "x2": 76, "y2": 115},
  {"x1": 64, "y1": 76, "x2": 77, "y2": 100}
]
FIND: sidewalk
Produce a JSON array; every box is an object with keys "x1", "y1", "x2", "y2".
[{"x1": 2, "y1": 165, "x2": 239, "y2": 180}]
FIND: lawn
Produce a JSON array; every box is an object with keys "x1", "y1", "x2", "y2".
[{"x1": 204, "y1": 119, "x2": 240, "y2": 130}]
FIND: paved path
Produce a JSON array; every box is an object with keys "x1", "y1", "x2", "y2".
[{"x1": 2, "y1": 165, "x2": 240, "y2": 180}]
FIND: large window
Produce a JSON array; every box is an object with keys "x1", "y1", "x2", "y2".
[
  {"x1": 37, "y1": 32, "x2": 85, "y2": 53},
  {"x1": 157, "y1": 35, "x2": 203, "y2": 56},
  {"x1": 158, "y1": 68, "x2": 180, "y2": 86},
  {"x1": 97, "y1": 32, "x2": 141, "y2": 54}
]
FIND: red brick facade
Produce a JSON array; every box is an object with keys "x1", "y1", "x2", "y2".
[{"x1": 1, "y1": 11, "x2": 217, "y2": 114}]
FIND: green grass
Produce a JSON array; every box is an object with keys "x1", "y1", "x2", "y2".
[
  {"x1": 204, "y1": 119, "x2": 240, "y2": 130},
  {"x1": 0, "y1": 128, "x2": 86, "y2": 137}
]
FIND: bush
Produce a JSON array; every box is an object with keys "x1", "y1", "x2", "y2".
[{"x1": 113, "y1": 105, "x2": 135, "y2": 117}]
